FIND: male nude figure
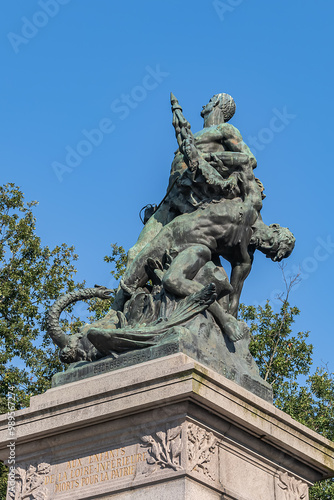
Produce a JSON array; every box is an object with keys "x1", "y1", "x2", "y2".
[
  {"x1": 120, "y1": 151, "x2": 261, "y2": 342},
  {"x1": 112, "y1": 93, "x2": 259, "y2": 313},
  {"x1": 120, "y1": 127, "x2": 294, "y2": 332},
  {"x1": 127, "y1": 93, "x2": 257, "y2": 264}
]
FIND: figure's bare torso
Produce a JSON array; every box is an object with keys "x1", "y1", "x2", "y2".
[
  {"x1": 194, "y1": 123, "x2": 254, "y2": 159},
  {"x1": 169, "y1": 197, "x2": 259, "y2": 252}
]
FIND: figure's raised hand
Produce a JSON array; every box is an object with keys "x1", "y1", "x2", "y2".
[
  {"x1": 222, "y1": 173, "x2": 240, "y2": 198},
  {"x1": 182, "y1": 137, "x2": 200, "y2": 171}
]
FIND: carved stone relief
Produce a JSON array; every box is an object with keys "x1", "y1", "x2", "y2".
[
  {"x1": 278, "y1": 471, "x2": 308, "y2": 500},
  {"x1": 7, "y1": 463, "x2": 51, "y2": 500},
  {"x1": 140, "y1": 424, "x2": 182, "y2": 476},
  {"x1": 187, "y1": 423, "x2": 217, "y2": 480}
]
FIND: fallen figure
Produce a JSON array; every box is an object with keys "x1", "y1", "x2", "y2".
[{"x1": 46, "y1": 282, "x2": 218, "y2": 363}]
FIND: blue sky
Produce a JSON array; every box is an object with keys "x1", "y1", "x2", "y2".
[{"x1": 1, "y1": 1, "x2": 333, "y2": 372}]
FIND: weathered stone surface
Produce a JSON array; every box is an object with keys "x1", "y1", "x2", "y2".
[
  {"x1": 96, "y1": 478, "x2": 222, "y2": 500},
  {"x1": 0, "y1": 354, "x2": 333, "y2": 499}
]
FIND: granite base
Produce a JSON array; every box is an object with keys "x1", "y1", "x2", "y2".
[{"x1": 0, "y1": 354, "x2": 333, "y2": 499}]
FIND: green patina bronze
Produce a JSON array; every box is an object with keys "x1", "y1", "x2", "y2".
[{"x1": 47, "y1": 93, "x2": 295, "y2": 399}]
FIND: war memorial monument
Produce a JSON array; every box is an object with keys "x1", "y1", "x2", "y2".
[{"x1": 0, "y1": 93, "x2": 333, "y2": 499}]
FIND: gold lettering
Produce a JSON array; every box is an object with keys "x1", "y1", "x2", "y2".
[
  {"x1": 90, "y1": 453, "x2": 102, "y2": 462},
  {"x1": 100, "y1": 462, "x2": 104, "y2": 472},
  {"x1": 51, "y1": 449, "x2": 140, "y2": 492},
  {"x1": 66, "y1": 459, "x2": 82, "y2": 469},
  {"x1": 59, "y1": 471, "x2": 67, "y2": 481},
  {"x1": 81, "y1": 477, "x2": 88, "y2": 486},
  {"x1": 86, "y1": 474, "x2": 98, "y2": 485},
  {"x1": 45, "y1": 474, "x2": 55, "y2": 485},
  {"x1": 54, "y1": 478, "x2": 80, "y2": 493},
  {"x1": 74, "y1": 468, "x2": 82, "y2": 478}
]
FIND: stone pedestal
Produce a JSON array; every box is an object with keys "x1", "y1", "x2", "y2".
[{"x1": 1, "y1": 353, "x2": 333, "y2": 499}]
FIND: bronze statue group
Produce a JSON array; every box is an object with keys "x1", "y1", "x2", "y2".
[{"x1": 47, "y1": 93, "x2": 295, "y2": 363}]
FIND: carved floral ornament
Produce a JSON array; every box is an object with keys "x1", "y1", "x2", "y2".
[
  {"x1": 139, "y1": 421, "x2": 218, "y2": 481},
  {"x1": 187, "y1": 423, "x2": 217, "y2": 480},
  {"x1": 7, "y1": 463, "x2": 50, "y2": 500},
  {"x1": 140, "y1": 424, "x2": 182, "y2": 475},
  {"x1": 278, "y1": 471, "x2": 308, "y2": 500}
]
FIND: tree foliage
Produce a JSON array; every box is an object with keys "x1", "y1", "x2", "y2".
[
  {"x1": 0, "y1": 183, "x2": 84, "y2": 411},
  {"x1": 239, "y1": 267, "x2": 334, "y2": 500},
  {"x1": 0, "y1": 462, "x2": 7, "y2": 499},
  {"x1": 239, "y1": 301, "x2": 313, "y2": 396},
  {"x1": 0, "y1": 186, "x2": 332, "y2": 499},
  {"x1": 0, "y1": 185, "x2": 127, "y2": 417},
  {"x1": 0, "y1": 185, "x2": 127, "y2": 498}
]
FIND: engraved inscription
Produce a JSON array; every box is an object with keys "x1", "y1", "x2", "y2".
[
  {"x1": 278, "y1": 471, "x2": 308, "y2": 500},
  {"x1": 93, "y1": 344, "x2": 179, "y2": 375},
  {"x1": 187, "y1": 423, "x2": 216, "y2": 480},
  {"x1": 52, "y1": 343, "x2": 180, "y2": 387},
  {"x1": 43, "y1": 447, "x2": 147, "y2": 495},
  {"x1": 140, "y1": 424, "x2": 182, "y2": 475}
]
